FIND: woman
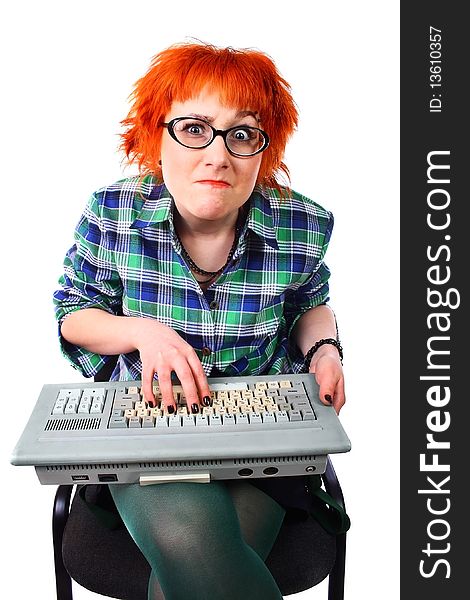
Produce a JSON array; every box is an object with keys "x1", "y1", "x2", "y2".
[{"x1": 54, "y1": 42, "x2": 345, "y2": 600}]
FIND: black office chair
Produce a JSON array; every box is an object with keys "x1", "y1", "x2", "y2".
[{"x1": 52, "y1": 359, "x2": 347, "y2": 599}]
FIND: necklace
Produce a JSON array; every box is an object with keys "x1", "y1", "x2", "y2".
[{"x1": 177, "y1": 225, "x2": 241, "y2": 284}]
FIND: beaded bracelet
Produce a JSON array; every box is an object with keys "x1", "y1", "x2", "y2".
[{"x1": 302, "y1": 338, "x2": 344, "y2": 372}]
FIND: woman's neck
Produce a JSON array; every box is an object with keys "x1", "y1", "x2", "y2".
[{"x1": 173, "y1": 208, "x2": 239, "y2": 240}]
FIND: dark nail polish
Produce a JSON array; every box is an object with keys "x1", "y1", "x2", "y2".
[
  {"x1": 191, "y1": 403, "x2": 200, "y2": 414},
  {"x1": 324, "y1": 394, "x2": 332, "y2": 404},
  {"x1": 202, "y1": 396, "x2": 211, "y2": 406},
  {"x1": 167, "y1": 405, "x2": 175, "y2": 414}
]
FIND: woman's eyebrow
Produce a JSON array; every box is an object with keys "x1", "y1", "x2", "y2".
[
  {"x1": 235, "y1": 110, "x2": 258, "y2": 120},
  {"x1": 187, "y1": 113, "x2": 214, "y2": 122},
  {"x1": 184, "y1": 111, "x2": 258, "y2": 124}
]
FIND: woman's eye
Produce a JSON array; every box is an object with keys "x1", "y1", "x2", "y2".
[
  {"x1": 230, "y1": 127, "x2": 257, "y2": 142},
  {"x1": 184, "y1": 124, "x2": 204, "y2": 135},
  {"x1": 178, "y1": 121, "x2": 208, "y2": 135},
  {"x1": 233, "y1": 129, "x2": 250, "y2": 140}
]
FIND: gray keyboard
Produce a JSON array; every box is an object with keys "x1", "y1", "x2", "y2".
[{"x1": 11, "y1": 374, "x2": 351, "y2": 485}]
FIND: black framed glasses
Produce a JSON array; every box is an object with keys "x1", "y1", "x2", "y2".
[{"x1": 161, "y1": 117, "x2": 270, "y2": 157}]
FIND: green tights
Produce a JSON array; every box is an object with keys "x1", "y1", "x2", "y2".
[{"x1": 110, "y1": 480, "x2": 286, "y2": 600}]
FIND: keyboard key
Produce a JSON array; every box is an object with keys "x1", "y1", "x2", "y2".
[
  {"x1": 289, "y1": 410, "x2": 302, "y2": 422},
  {"x1": 196, "y1": 415, "x2": 209, "y2": 427},
  {"x1": 249, "y1": 413, "x2": 262, "y2": 425},
  {"x1": 222, "y1": 414, "x2": 236, "y2": 426},
  {"x1": 90, "y1": 401, "x2": 104, "y2": 414},
  {"x1": 288, "y1": 384, "x2": 306, "y2": 394},
  {"x1": 57, "y1": 389, "x2": 81, "y2": 402},
  {"x1": 109, "y1": 417, "x2": 127, "y2": 429},
  {"x1": 115, "y1": 392, "x2": 140, "y2": 404},
  {"x1": 52, "y1": 400, "x2": 66, "y2": 415},
  {"x1": 142, "y1": 416, "x2": 156, "y2": 428},
  {"x1": 275, "y1": 411, "x2": 289, "y2": 423},
  {"x1": 262, "y1": 412, "x2": 276, "y2": 423},
  {"x1": 210, "y1": 382, "x2": 248, "y2": 391},
  {"x1": 114, "y1": 399, "x2": 134, "y2": 411},
  {"x1": 182, "y1": 416, "x2": 196, "y2": 427},
  {"x1": 235, "y1": 412, "x2": 249, "y2": 425},
  {"x1": 128, "y1": 416, "x2": 142, "y2": 428},
  {"x1": 91, "y1": 388, "x2": 106, "y2": 401}
]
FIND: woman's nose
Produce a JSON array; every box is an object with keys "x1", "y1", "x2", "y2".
[{"x1": 202, "y1": 135, "x2": 231, "y2": 167}]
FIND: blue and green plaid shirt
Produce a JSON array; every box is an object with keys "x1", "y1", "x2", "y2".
[{"x1": 53, "y1": 175, "x2": 333, "y2": 380}]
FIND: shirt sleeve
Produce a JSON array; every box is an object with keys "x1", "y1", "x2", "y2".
[
  {"x1": 284, "y1": 210, "x2": 334, "y2": 339},
  {"x1": 52, "y1": 192, "x2": 124, "y2": 377}
]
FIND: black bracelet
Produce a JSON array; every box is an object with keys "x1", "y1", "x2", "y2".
[{"x1": 302, "y1": 338, "x2": 344, "y2": 372}]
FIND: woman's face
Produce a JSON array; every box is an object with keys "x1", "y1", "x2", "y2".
[{"x1": 161, "y1": 89, "x2": 263, "y2": 228}]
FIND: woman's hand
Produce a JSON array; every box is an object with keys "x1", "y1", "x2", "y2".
[
  {"x1": 133, "y1": 319, "x2": 212, "y2": 414},
  {"x1": 308, "y1": 345, "x2": 345, "y2": 414},
  {"x1": 61, "y1": 309, "x2": 211, "y2": 413}
]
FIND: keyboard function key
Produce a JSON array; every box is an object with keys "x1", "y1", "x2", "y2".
[{"x1": 52, "y1": 400, "x2": 66, "y2": 415}]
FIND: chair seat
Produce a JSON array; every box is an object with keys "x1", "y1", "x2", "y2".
[{"x1": 62, "y1": 486, "x2": 336, "y2": 599}]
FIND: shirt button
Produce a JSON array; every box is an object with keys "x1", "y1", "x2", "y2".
[
  {"x1": 201, "y1": 347, "x2": 212, "y2": 357},
  {"x1": 209, "y1": 301, "x2": 219, "y2": 310}
]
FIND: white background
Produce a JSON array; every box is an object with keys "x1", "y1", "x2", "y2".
[{"x1": 1, "y1": 1, "x2": 399, "y2": 598}]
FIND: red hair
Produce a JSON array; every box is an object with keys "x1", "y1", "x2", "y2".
[{"x1": 120, "y1": 42, "x2": 298, "y2": 192}]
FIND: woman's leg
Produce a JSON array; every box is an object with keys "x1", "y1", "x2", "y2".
[
  {"x1": 110, "y1": 481, "x2": 285, "y2": 600},
  {"x1": 225, "y1": 480, "x2": 286, "y2": 561}
]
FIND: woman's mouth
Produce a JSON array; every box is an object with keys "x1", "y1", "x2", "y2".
[{"x1": 196, "y1": 180, "x2": 231, "y2": 188}]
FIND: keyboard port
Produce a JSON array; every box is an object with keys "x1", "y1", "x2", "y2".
[
  {"x1": 71, "y1": 475, "x2": 89, "y2": 481},
  {"x1": 238, "y1": 468, "x2": 253, "y2": 477},
  {"x1": 98, "y1": 474, "x2": 118, "y2": 482},
  {"x1": 263, "y1": 467, "x2": 279, "y2": 476}
]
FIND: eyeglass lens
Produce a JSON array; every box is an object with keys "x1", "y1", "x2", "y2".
[{"x1": 171, "y1": 118, "x2": 266, "y2": 156}]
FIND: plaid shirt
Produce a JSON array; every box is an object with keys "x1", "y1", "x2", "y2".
[{"x1": 53, "y1": 175, "x2": 333, "y2": 380}]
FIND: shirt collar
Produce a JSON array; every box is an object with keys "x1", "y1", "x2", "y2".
[
  {"x1": 130, "y1": 182, "x2": 173, "y2": 229},
  {"x1": 131, "y1": 181, "x2": 279, "y2": 250},
  {"x1": 245, "y1": 186, "x2": 279, "y2": 250}
]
